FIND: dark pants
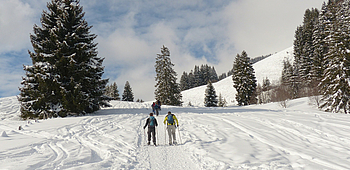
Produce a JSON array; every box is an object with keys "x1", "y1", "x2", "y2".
[
  {"x1": 155, "y1": 109, "x2": 159, "y2": 116},
  {"x1": 148, "y1": 127, "x2": 156, "y2": 143}
]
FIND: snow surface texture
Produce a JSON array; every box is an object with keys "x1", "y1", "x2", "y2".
[
  {"x1": 1, "y1": 46, "x2": 349, "y2": 169},
  {"x1": 182, "y1": 47, "x2": 294, "y2": 107},
  {"x1": 1, "y1": 96, "x2": 350, "y2": 169}
]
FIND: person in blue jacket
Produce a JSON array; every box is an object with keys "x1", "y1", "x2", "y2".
[{"x1": 144, "y1": 113, "x2": 158, "y2": 145}]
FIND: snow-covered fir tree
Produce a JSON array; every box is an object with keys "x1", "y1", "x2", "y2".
[
  {"x1": 232, "y1": 51, "x2": 257, "y2": 106},
  {"x1": 105, "y1": 82, "x2": 120, "y2": 100},
  {"x1": 281, "y1": 59, "x2": 297, "y2": 99},
  {"x1": 217, "y1": 93, "x2": 227, "y2": 107},
  {"x1": 204, "y1": 81, "x2": 218, "y2": 107},
  {"x1": 122, "y1": 81, "x2": 134, "y2": 102},
  {"x1": 293, "y1": 8, "x2": 320, "y2": 92},
  {"x1": 18, "y1": 0, "x2": 62, "y2": 119},
  {"x1": 218, "y1": 73, "x2": 227, "y2": 80},
  {"x1": 209, "y1": 66, "x2": 219, "y2": 82},
  {"x1": 193, "y1": 65, "x2": 201, "y2": 87},
  {"x1": 262, "y1": 77, "x2": 271, "y2": 92},
  {"x1": 201, "y1": 65, "x2": 210, "y2": 85},
  {"x1": 18, "y1": 0, "x2": 108, "y2": 119},
  {"x1": 154, "y1": 45, "x2": 182, "y2": 106},
  {"x1": 311, "y1": 3, "x2": 328, "y2": 85},
  {"x1": 180, "y1": 71, "x2": 190, "y2": 91},
  {"x1": 291, "y1": 0, "x2": 350, "y2": 113},
  {"x1": 319, "y1": 0, "x2": 350, "y2": 114},
  {"x1": 300, "y1": 8, "x2": 319, "y2": 87}
]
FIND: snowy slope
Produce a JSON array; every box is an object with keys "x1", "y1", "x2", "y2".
[
  {"x1": 2, "y1": 47, "x2": 350, "y2": 169},
  {"x1": 182, "y1": 47, "x2": 294, "y2": 107},
  {"x1": 253, "y1": 46, "x2": 294, "y2": 85},
  {"x1": 181, "y1": 76, "x2": 237, "y2": 107},
  {"x1": 1, "y1": 96, "x2": 350, "y2": 169}
]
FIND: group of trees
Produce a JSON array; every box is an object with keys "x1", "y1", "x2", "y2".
[
  {"x1": 104, "y1": 82, "x2": 120, "y2": 100},
  {"x1": 22, "y1": 0, "x2": 350, "y2": 119},
  {"x1": 180, "y1": 65, "x2": 219, "y2": 91},
  {"x1": 104, "y1": 81, "x2": 137, "y2": 102},
  {"x1": 283, "y1": 0, "x2": 350, "y2": 113}
]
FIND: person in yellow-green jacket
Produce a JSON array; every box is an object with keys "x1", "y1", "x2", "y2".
[{"x1": 163, "y1": 111, "x2": 179, "y2": 145}]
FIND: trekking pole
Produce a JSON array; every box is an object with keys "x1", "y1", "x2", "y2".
[
  {"x1": 164, "y1": 125, "x2": 167, "y2": 145},
  {"x1": 143, "y1": 128, "x2": 146, "y2": 146},
  {"x1": 177, "y1": 126, "x2": 182, "y2": 145},
  {"x1": 156, "y1": 127, "x2": 159, "y2": 145}
]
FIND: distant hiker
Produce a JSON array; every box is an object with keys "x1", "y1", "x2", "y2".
[
  {"x1": 144, "y1": 113, "x2": 158, "y2": 146},
  {"x1": 163, "y1": 111, "x2": 179, "y2": 145},
  {"x1": 154, "y1": 100, "x2": 161, "y2": 116},
  {"x1": 151, "y1": 102, "x2": 156, "y2": 113},
  {"x1": 156, "y1": 100, "x2": 161, "y2": 110}
]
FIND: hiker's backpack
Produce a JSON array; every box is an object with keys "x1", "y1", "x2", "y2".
[
  {"x1": 149, "y1": 116, "x2": 155, "y2": 127},
  {"x1": 167, "y1": 114, "x2": 174, "y2": 124}
]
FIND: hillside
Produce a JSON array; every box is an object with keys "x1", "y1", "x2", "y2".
[{"x1": 182, "y1": 47, "x2": 294, "y2": 107}]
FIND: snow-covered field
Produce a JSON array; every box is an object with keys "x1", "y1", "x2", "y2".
[
  {"x1": 1, "y1": 95, "x2": 350, "y2": 170},
  {"x1": 1, "y1": 47, "x2": 350, "y2": 169}
]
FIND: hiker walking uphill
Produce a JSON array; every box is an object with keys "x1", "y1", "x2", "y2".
[
  {"x1": 164, "y1": 111, "x2": 179, "y2": 145},
  {"x1": 151, "y1": 102, "x2": 156, "y2": 114},
  {"x1": 144, "y1": 113, "x2": 158, "y2": 146},
  {"x1": 154, "y1": 100, "x2": 161, "y2": 116}
]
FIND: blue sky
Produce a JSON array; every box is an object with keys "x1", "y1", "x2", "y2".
[{"x1": 0, "y1": 0, "x2": 324, "y2": 101}]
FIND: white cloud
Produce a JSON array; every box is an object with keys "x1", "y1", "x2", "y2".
[
  {"x1": 0, "y1": 56, "x2": 24, "y2": 97},
  {"x1": 97, "y1": 14, "x2": 206, "y2": 101},
  {"x1": 223, "y1": 0, "x2": 324, "y2": 57},
  {"x1": 0, "y1": 0, "x2": 37, "y2": 53}
]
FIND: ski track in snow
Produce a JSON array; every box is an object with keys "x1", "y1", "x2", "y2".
[{"x1": 1, "y1": 97, "x2": 350, "y2": 169}]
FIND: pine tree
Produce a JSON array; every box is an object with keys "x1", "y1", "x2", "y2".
[
  {"x1": 293, "y1": 8, "x2": 320, "y2": 95},
  {"x1": 311, "y1": 3, "x2": 328, "y2": 85},
  {"x1": 188, "y1": 71, "x2": 195, "y2": 89},
  {"x1": 262, "y1": 77, "x2": 271, "y2": 92},
  {"x1": 105, "y1": 82, "x2": 120, "y2": 100},
  {"x1": 319, "y1": 0, "x2": 350, "y2": 114},
  {"x1": 299, "y1": 9, "x2": 319, "y2": 87},
  {"x1": 201, "y1": 64, "x2": 210, "y2": 85},
  {"x1": 193, "y1": 65, "x2": 201, "y2": 87},
  {"x1": 18, "y1": 0, "x2": 108, "y2": 119},
  {"x1": 180, "y1": 71, "x2": 190, "y2": 91},
  {"x1": 154, "y1": 45, "x2": 182, "y2": 106},
  {"x1": 232, "y1": 51, "x2": 257, "y2": 106},
  {"x1": 122, "y1": 81, "x2": 134, "y2": 102},
  {"x1": 281, "y1": 59, "x2": 298, "y2": 99},
  {"x1": 18, "y1": 0, "x2": 62, "y2": 119},
  {"x1": 218, "y1": 93, "x2": 227, "y2": 107},
  {"x1": 219, "y1": 73, "x2": 227, "y2": 80},
  {"x1": 204, "y1": 81, "x2": 218, "y2": 107},
  {"x1": 209, "y1": 66, "x2": 219, "y2": 82}
]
